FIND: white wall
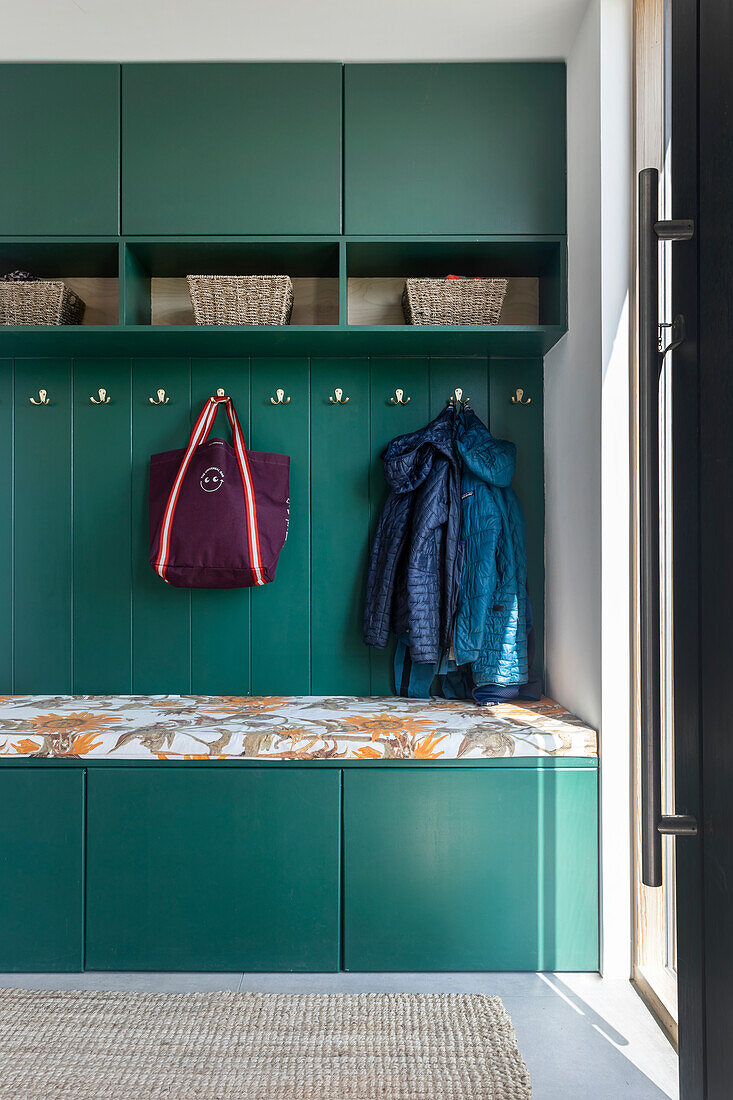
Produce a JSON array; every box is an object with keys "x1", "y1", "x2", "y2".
[
  {"x1": 2, "y1": 0, "x2": 587, "y2": 61},
  {"x1": 545, "y1": 0, "x2": 633, "y2": 977},
  {"x1": 545, "y1": 0, "x2": 603, "y2": 732}
]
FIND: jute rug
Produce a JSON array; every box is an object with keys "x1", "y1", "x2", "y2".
[{"x1": 0, "y1": 988, "x2": 532, "y2": 1099}]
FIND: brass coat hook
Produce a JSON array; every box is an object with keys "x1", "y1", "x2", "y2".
[
  {"x1": 329, "y1": 388, "x2": 349, "y2": 404},
  {"x1": 90, "y1": 388, "x2": 110, "y2": 405},
  {"x1": 511, "y1": 388, "x2": 531, "y2": 406},
  {"x1": 449, "y1": 387, "x2": 470, "y2": 408},
  {"x1": 389, "y1": 388, "x2": 411, "y2": 405},
  {"x1": 29, "y1": 389, "x2": 49, "y2": 405},
  {"x1": 149, "y1": 388, "x2": 170, "y2": 405},
  {"x1": 270, "y1": 388, "x2": 290, "y2": 405},
  {"x1": 216, "y1": 388, "x2": 226, "y2": 397}
]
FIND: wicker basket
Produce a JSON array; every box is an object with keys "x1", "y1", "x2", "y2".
[
  {"x1": 187, "y1": 275, "x2": 294, "y2": 326},
  {"x1": 402, "y1": 277, "x2": 508, "y2": 326},
  {"x1": 0, "y1": 281, "x2": 85, "y2": 325}
]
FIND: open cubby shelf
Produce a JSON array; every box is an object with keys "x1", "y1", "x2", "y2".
[{"x1": 0, "y1": 235, "x2": 566, "y2": 356}]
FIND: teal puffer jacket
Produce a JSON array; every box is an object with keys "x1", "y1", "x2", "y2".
[{"x1": 453, "y1": 409, "x2": 528, "y2": 686}]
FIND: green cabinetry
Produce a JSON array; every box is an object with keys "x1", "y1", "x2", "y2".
[
  {"x1": 344, "y1": 63, "x2": 566, "y2": 235},
  {"x1": 342, "y1": 766, "x2": 599, "y2": 971},
  {"x1": 122, "y1": 63, "x2": 342, "y2": 235},
  {"x1": 0, "y1": 761, "x2": 598, "y2": 973},
  {"x1": 0, "y1": 64, "x2": 120, "y2": 235},
  {"x1": 85, "y1": 767, "x2": 341, "y2": 971},
  {"x1": 0, "y1": 769, "x2": 83, "y2": 971}
]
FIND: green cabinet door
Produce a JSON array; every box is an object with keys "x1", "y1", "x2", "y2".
[
  {"x1": 73, "y1": 361, "x2": 133, "y2": 693},
  {"x1": 14, "y1": 361, "x2": 72, "y2": 693},
  {"x1": 250, "y1": 359, "x2": 310, "y2": 695},
  {"x1": 310, "y1": 360, "x2": 371, "y2": 695},
  {"x1": 86, "y1": 767, "x2": 341, "y2": 971},
  {"x1": 122, "y1": 63, "x2": 342, "y2": 234},
  {"x1": 343, "y1": 767, "x2": 599, "y2": 971},
  {"x1": 344, "y1": 63, "x2": 566, "y2": 235},
  {"x1": 0, "y1": 769, "x2": 83, "y2": 971},
  {"x1": 0, "y1": 64, "x2": 120, "y2": 235}
]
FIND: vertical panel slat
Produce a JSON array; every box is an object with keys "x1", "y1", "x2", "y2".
[
  {"x1": 73, "y1": 359, "x2": 133, "y2": 692},
  {"x1": 428, "y1": 357, "x2": 490, "y2": 424},
  {"x1": 250, "y1": 358, "x2": 311, "y2": 694},
  {"x1": 488, "y1": 358, "x2": 545, "y2": 684},
  {"x1": 311, "y1": 359, "x2": 370, "y2": 694},
  {"x1": 131, "y1": 359, "x2": 192, "y2": 693},
  {"x1": 13, "y1": 359, "x2": 72, "y2": 693},
  {"x1": 367, "y1": 358, "x2": 431, "y2": 695},
  {"x1": 0, "y1": 361, "x2": 11, "y2": 691},
  {"x1": 190, "y1": 360, "x2": 251, "y2": 695}
]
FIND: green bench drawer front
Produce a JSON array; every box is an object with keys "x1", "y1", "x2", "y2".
[
  {"x1": 0, "y1": 770, "x2": 83, "y2": 971},
  {"x1": 86, "y1": 768, "x2": 341, "y2": 971},
  {"x1": 343, "y1": 767, "x2": 599, "y2": 972},
  {"x1": 0, "y1": 64, "x2": 120, "y2": 235},
  {"x1": 122, "y1": 63, "x2": 342, "y2": 234},
  {"x1": 344, "y1": 62, "x2": 566, "y2": 235}
]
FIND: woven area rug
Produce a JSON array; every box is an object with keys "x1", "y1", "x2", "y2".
[{"x1": 0, "y1": 989, "x2": 532, "y2": 1099}]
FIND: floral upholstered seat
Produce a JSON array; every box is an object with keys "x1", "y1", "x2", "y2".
[{"x1": 0, "y1": 695, "x2": 597, "y2": 761}]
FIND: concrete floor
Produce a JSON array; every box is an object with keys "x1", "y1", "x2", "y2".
[{"x1": 0, "y1": 971, "x2": 678, "y2": 1099}]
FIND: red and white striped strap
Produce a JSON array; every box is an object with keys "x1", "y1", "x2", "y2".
[{"x1": 154, "y1": 394, "x2": 266, "y2": 586}]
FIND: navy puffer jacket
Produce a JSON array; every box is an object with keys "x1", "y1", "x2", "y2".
[{"x1": 364, "y1": 406, "x2": 461, "y2": 663}]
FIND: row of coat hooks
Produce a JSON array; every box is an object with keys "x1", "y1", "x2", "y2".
[{"x1": 28, "y1": 385, "x2": 532, "y2": 407}]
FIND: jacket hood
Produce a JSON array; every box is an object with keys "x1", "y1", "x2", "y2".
[
  {"x1": 382, "y1": 406, "x2": 457, "y2": 493},
  {"x1": 456, "y1": 408, "x2": 516, "y2": 488}
]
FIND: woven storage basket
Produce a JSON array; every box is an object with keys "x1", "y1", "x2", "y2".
[
  {"x1": 0, "y1": 281, "x2": 85, "y2": 325},
  {"x1": 187, "y1": 275, "x2": 294, "y2": 325},
  {"x1": 402, "y1": 277, "x2": 508, "y2": 326}
]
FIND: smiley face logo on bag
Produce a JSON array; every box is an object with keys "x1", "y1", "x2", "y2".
[{"x1": 200, "y1": 466, "x2": 224, "y2": 492}]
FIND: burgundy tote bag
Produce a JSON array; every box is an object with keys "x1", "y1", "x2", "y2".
[{"x1": 149, "y1": 393, "x2": 290, "y2": 588}]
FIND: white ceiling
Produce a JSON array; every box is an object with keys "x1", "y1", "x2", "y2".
[{"x1": 1, "y1": 0, "x2": 590, "y2": 61}]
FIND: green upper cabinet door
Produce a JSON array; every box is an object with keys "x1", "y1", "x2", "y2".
[
  {"x1": 344, "y1": 62, "x2": 566, "y2": 235},
  {"x1": 122, "y1": 63, "x2": 342, "y2": 234},
  {"x1": 0, "y1": 64, "x2": 120, "y2": 235}
]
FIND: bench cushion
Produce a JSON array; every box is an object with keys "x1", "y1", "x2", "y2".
[{"x1": 0, "y1": 695, "x2": 597, "y2": 761}]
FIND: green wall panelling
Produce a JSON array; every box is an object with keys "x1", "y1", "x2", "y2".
[
  {"x1": 131, "y1": 360, "x2": 192, "y2": 693},
  {"x1": 73, "y1": 361, "x2": 132, "y2": 693},
  {"x1": 344, "y1": 63, "x2": 566, "y2": 236},
  {"x1": 428, "y1": 358, "x2": 489, "y2": 423},
  {"x1": 368, "y1": 359, "x2": 431, "y2": 695},
  {"x1": 342, "y1": 766, "x2": 599, "y2": 971},
  {"x1": 0, "y1": 363, "x2": 10, "y2": 691},
  {"x1": 250, "y1": 359, "x2": 311, "y2": 695},
  {"x1": 0, "y1": 769, "x2": 83, "y2": 971},
  {"x1": 0, "y1": 64, "x2": 120, "y2": 235},
  {"x1": 14, "y1": 360, "x2": 72, "y2": 693},
  {"x1": 85, "y1": 767, "x2": 341, "y2": 971},
  {"x1": 190, "y1": 361, "x2": 251, "y2": 695},
  {"x1": 122, "y1": 64, "x2": 342, "y2": 235},
  {"x1": 311, "y1": 359, "x2": 371, "y2": 694},
  {"x1": 489, "y1": 359, "x2": 545, "y2": 682}
]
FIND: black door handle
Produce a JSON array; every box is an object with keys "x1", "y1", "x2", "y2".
[{"x1": 638, "y1": 168, "x2": 697, "y2": 888}]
